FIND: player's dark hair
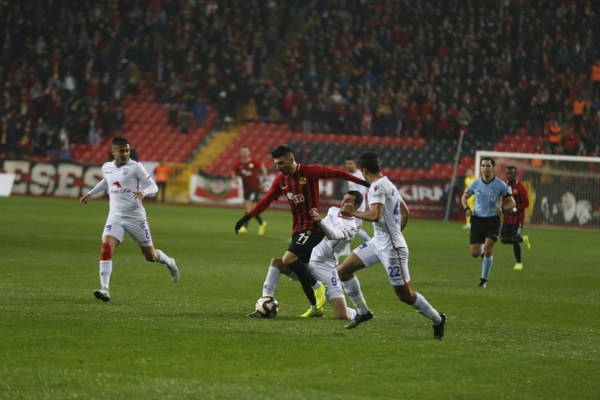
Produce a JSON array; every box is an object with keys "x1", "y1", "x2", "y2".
[
  {"x1": 271, "y1": 145, "x2": 293, "y2": 158},
  {"x1": 347, "y1": 190, "x2": 363, "y2": 206},
  {"x1": 481, "y1": 156, "x2": 495, "y2": 167},
  {"x1": 112, "y1": 136, "x2": 129, "y2": 146},
  {"x1": 507, "y1": 165, "x2": 516, "y2": 172},
  {"x1": 358, "y1": 152, "x2": 381, "y2": 173},
  {"x1": 345, "y1": 156, "x2": 356, "y2": 162}
]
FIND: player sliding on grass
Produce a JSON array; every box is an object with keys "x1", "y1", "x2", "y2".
[
  {"x1": 80, "y1": 136, "x2": 179, "y2": 302},
  {"x1": 236, "y1": 145, "x2": 369, "y2": 317},
  {"x1": 250, "y1": 191, "x2": 363, "y2": 319},
  {"x1": 337, "y1": 152, "x2": 447, "y2": 339}
]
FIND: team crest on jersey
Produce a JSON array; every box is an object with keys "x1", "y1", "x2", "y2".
[
  {"x1": 248, "y1": 162, "x2": 254, "y2": 169},
  {"x1": 299, "y1": 177, "x2": 306, "y2": 185},
  {"x1": 373, "y1": 184, "x2": 379, "y2": 192},
  {"x1": 122, "y1": 168, "x2": 129, "y2": 175}
]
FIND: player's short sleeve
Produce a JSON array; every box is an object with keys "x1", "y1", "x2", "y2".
[
  {"x1": 368, "y1": 184, "x2": 386, "y2": 206},
  {"x1": 466, "y1": 180, "x2": 476, "y2": 195}
]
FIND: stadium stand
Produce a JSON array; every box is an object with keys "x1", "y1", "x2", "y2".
[{"x1": 1, "y1": 0, "x2": 598, "y2": 172}]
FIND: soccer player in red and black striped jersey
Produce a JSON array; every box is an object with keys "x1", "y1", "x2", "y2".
[
  {"x1": 235, "y1": 145, "x2": 369, "y2": 317},
  {"x1": 500, "y1": 166, "x2": 531, "y2": 271},
  {"x1": 231, "y1": 146, "x2": 268, "y2": 235}
]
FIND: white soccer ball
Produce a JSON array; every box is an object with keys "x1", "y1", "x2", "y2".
[{"x1": 255, "y1": 296, "x2": 279, "y2": 318}]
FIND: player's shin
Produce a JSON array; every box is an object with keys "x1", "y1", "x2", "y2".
[
  {"x1": 288, "y1": 260, "x2": 318, "y2": 305},
  {"x1": 262, "y1": 266, "x2": 280, "y2": 297},
  {"x1": 411, "y1": 292, "x2": 442, "y2": 324},
  {"x1": 99, "y1": 242, "x2": 112, "y2": 290},
  {"x1": 341, "y1": 276, "x2": 369, "y2": 315},
  {"x1": 155, "y1": 249, "x2": 169, "y2": 264}
]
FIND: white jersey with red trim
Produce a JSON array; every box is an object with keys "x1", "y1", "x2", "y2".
[
  {"x1": 368, "y1": 175, "x2": 407, "y2": 250},
  {"x1": 89, "y1": 160, "x2": 158, "y2": 219},
  {"x1": 311, "y1": 206, "x2": 358, "y2": 265}
]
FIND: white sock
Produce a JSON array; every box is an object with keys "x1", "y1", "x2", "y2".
[
  {"x1": 99, "y1": 260, "x2": 112, "y2": 290},
  {"x1": 412, "y1": 292, "x2": 442, "y2": 324},
  {"x1": 262, "y1": 266, "x2": 280, "y2": 297},
  {"x1": 155, "y1": 249, "x2": 170, "y2": 265},
  {"x1": 341, "y1": 276, "x2": 369, "y2": 315},
  {"x1": 346, "y1": 307, "x2": 357, "y2": 320}
]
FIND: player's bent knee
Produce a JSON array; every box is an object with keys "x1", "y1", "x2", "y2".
[
  {"x1": 100, "y1": 242, "x2": 112, "y2": 260},
  {"x1": 500, "y1": 237, "x2": 511, "y2": 244}
]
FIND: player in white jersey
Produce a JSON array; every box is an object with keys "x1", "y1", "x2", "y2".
[
  {"x1": 337, "y1": 152, "x2": 447, "y2": 339},
  {"x1": 344, "y1": 157, "x2": 371, "y2": 244},
  {"x1": 80, "y1": 136, "x2": 179, "y2": 302},
  {"x1": 248, "y1": 191, "x2": 363, "y2": 319}
]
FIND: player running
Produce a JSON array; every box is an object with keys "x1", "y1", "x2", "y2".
[
  {"x1": 337, "y1": 152, "x2": 447, "y2": 339},
  {"x1": 80, "y1": 136, "x2": 179, "y2": 302},
  {"x1": 500, "y1": 166, "x2": 531, "y2": 270}
]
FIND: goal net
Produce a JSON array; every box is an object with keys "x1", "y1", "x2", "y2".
[{"x1": 475, "y1": 151, "x2": 600, "y2": 229}]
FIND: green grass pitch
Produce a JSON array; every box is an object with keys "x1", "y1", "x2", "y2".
[{"x1": 1, "y1": 196, "x2": 598, "y2": 400}]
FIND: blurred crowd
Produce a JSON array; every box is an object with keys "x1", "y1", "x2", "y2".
[
  {"x1": 1, "y1": 0, "x2": 599, "y2": 162},
  {"x1": 250, "y1": 0, "x2": 599, "y2": 156}
]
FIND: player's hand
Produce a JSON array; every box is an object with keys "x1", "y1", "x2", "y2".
[
  {"x1": 133, "y1": 191, "x2": 146, "y2": 200},
  {"x1": 235, "y1": 214, "x2": 251, "y2": 234},
  {"x1": 359, "y1": 179, "x2": 370, "y2": 188},
  {"x1": 310, "y1": 208, "x2": 322, "y2": 222},
  {"x1": 80, "y1": 194, "x2": 90, "y2": 206}
]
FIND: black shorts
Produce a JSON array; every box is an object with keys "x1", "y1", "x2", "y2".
[
  {"x1": 288, "y1": 230, "x2": 325, "y2": 263},
  {"x1": 500, "y1": 223, "x2": 523, "y2": 241},
  {"x1": 244, "y1": 189, "x2": 260, "y2": 202},
  {"x1": 470, "y1": 215, "x2": 501, "y2": 244}
]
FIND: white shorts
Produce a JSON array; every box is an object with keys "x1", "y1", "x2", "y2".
[
  {"x1": 308, "y1": 260, "x2": 344, "y2": 301},
  {"x1": 102, "y1": 215, "x2": 154, "y2": 247},
  {"x1": 353, "y1": 240, "x2": 411, "y2": 286}
]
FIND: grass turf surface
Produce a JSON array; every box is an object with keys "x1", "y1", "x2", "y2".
[{"x1": 0, "y1": 196, "x2": 598, "y2": 399}]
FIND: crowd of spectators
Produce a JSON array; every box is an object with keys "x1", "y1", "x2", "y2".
[
  {"x1": 1, "y1": 0, "x2": 599, "y2": 162},
  {"x1": 0, "y1": 0, "x2": 304, "y2": 160},
  {"x1": 244, "y1": 0, "x2": 599, "y2": 157}
]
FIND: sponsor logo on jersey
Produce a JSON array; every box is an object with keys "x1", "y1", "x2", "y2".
[
  {"x1": 287, "y1": 192, "x2": 305, "y2": 204},
  {"x1": 113, "y1": 181, "x2": 123, "y2": 188}
]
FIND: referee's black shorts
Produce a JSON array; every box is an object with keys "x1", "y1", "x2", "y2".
[{"x1": 470, "y1": 215, "x2": 501, "y2": 244}]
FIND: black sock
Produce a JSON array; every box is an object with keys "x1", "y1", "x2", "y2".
[
  {"x1": 255, "y1": 214, "x2": 263, "y2": 225},
  {"x1": 513, "y1": 243, "x2": 521, "y2": 263},
  {"x1": 288, "y1": 260, "x2": 317, "y2": 306}
]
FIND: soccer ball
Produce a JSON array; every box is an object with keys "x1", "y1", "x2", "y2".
[{"x1": 255, "y1": 296, "x2": 279, "y2": 318}]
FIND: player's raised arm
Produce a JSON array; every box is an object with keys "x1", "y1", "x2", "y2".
[{"x1": 307, "y1": 165, "x2": 370, "y2": 187}]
